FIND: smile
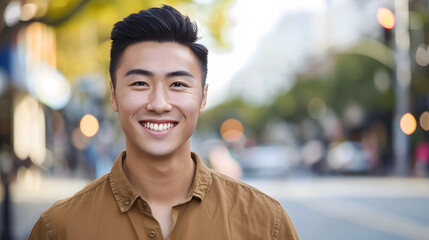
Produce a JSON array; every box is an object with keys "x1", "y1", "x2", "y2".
[{"x1": 141, "y1": 121, "x2": 177, "y2": 131}]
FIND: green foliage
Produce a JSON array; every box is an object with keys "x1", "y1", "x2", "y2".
[{"x1": 330, "y1": 54, "x2": 394, "y2": 111}]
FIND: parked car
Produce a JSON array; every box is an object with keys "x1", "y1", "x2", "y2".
[
  {"x1": 326, "y1": 141, "x2": 370, "y2": 174},
  {"x1": 238, "y1": 144, "x2": 300, "y2": 178}
]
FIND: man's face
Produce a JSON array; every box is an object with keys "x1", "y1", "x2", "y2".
[{"x1": 110, "y1": 41, "x2": 208, "y2": 158}]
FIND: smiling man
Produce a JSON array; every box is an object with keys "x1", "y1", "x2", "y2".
[{"x1": 29, "y1": 5, "x2": 299, "y2": 240}]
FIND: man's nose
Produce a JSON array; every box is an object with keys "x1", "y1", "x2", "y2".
[{"x1": 146, "y1": 87, "x2": 172, "y2": 113}]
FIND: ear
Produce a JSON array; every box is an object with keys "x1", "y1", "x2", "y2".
[
  {"x1": 199, "y1": 84, "x2": 208, "y2": 114},
  {"x1": 110, "y1": 81, "x2": 119, "y2": 112}
]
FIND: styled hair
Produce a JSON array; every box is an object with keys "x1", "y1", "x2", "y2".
[{"x1": 109, "y1": 5, "x2": 208, "y2": 89}]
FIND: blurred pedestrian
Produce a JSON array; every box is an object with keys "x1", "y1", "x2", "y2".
[
  {"x1": 28, "y1": 5, "x2": 298, "y2": 240},
  {"x1": 414, "y1": 136, "x2": 429, "y2": 177}
]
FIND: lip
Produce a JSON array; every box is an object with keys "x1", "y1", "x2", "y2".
[{"x1": 141, "y1": 119, "x2": 178, "y2": 124}]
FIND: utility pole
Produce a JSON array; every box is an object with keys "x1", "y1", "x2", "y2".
[{"x1": 393, "y1": 0, "x2": 411, "y2": 176}]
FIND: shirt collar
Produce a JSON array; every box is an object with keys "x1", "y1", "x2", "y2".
[
  {"x1": 189, "y1": 152, "x2": 213, "y2": 200},
  {"x1": 109, "y1": 151, "x2": 213, "y2": 213},
  {"x1": 109, "y1": 151, "x2": 140, "y2": 213}
]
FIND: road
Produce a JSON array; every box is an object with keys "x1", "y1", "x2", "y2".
[
  {"x1": 245, "y1": 177, "x2": 429, "y2": 240},
  {"x1": 1, "y1": 176, "x2": 429, "y2": 240}
]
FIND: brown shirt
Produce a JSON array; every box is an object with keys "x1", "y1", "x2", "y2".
[{"x1": 29, "y1": 151, "x2": 299, "y2": 240}]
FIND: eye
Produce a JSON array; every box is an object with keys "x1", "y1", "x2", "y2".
[
  {"x1": 170, "y1": 82, "x2": 187, "y2": 88},
  {"x1": 131, "y1": 81, "x2": 148, "y2": 87}
]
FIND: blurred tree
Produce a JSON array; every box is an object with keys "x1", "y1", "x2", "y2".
[{"x1": 199, "y1": 51, "x2": 396, "y2": 144}]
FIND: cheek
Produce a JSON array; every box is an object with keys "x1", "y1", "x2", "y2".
[
  {"x1": 171, "y1": 93, "x2": 202, "y2": 115},
  {"x1": 117, "y1": 92, "x2": 147, "y2": 115}
]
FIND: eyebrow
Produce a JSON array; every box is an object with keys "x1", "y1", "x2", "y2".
[
  {"x1": 125, "y1": 69, "x2": 154, "y2": 77},
  {"x1": 125, "y1": 69, "x2": 194, "y2": 78},
  {"x1": 166, "y1": 70, "x2": 194, "y2": 78}
]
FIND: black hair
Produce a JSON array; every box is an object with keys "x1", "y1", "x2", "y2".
[{"x1": 109, "y1": 5, "x2": 208, "y2": 89}]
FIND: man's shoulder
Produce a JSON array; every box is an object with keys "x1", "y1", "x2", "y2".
[
  {"x1": 209, "y1": 169, "x2": 281, "y2": 207},
  {"x1": 206, "y1": 169, "x2": 293, "y2": 238},
  {"x1": 43, "y1": 173, "x2": 111, "y2": 217}
]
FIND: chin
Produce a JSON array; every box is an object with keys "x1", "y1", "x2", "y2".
[{"x1": 142, "y1": 148, "x2": 176, "y2": 159}]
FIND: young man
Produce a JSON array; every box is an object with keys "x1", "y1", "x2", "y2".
[{"x1": 29, "y1": 5, "x2": 299, "y2": 240}]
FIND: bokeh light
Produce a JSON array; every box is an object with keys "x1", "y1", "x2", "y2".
[
  {"x1": 374, "y1": 69, "x2": 390, "y2": 93},
  {"x1": 71, "y1": 128, "x2": 91, "y2": 150},
  {"x1": 20, "y1": 3, "x2": 37, "y2": 21},
  {"x1": 13, "y1": 94, "x2": 46, "y2": 165},
  {"x1": 71, "y1": 128, "x2": 90, "y2": 150},
  {"x1": 400, "y1": 113, "x2": 416, "y2": 135},
  {"x1": 4, "y1": 0, "x2": 21, "y2": 27},
  {"x1": 220, "y1": 118, "x2": 244, "y2": 142},
  {"x1": 377, "y1": 7, "x2": 395, "y2": 29},
  {"x1": 79, "y1": 114, "x2": 99, "y2": 137},
  {"x1": 419, "y1": 111, "x2": 429, "y2": 131},
  {"x1": 307, "y1": 98, "x2": 327, "y2": 119},
  {"x1": 415, "y1": 44, "x2": 429, "y2": 67}
]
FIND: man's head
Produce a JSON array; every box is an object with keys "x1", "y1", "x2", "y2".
[
  {"x1": 109, "y1": 5, "x2": 208, "y2": 90},
  {"x1": 109, "y1": 5, "x2": 209, "y2": 158}
]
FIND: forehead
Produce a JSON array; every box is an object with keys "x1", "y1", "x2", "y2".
[{"x1": 117, "y1": 41, "x2": 201, "y2": 80}]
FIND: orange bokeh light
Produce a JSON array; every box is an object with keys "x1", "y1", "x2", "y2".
[
  {"x1": 377, "y1": 7, "x2": 395, "y2": 29},
  {"x1": 80, "y1": 114, "x2": 99, "y2": 137},
  {"x1": 400, "y1": 113, "x2": 416, "y2": 135},
  {"x1": 220, "y1": 118, "x2": 244, "y2": 142}
]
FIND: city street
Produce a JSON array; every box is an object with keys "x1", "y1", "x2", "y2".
[
  {"x1": 1, "y1": 176, "x2": 429, "y2": 239},
  {"x1": 246, "y1": 177, "x2": 429, "y2": 240},
  {"x1": 1, "y1": 1, "x2": 428, "y2": 240}
]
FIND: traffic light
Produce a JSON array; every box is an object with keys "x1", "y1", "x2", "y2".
[{"x1": 377, "y1": 7, "x2": 395, "y2": 46}]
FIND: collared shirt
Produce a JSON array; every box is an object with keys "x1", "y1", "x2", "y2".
[{"x1": 29, "y1": 151, "x2": 299, "y2": 240}]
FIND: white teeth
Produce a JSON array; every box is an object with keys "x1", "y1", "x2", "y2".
[{"x1": 143, "y1": 122, "x2": 175, "y2": 131}]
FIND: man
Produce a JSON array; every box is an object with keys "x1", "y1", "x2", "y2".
[{"x1": 29, "y1": 5, "x2": 299, "y2": 240}]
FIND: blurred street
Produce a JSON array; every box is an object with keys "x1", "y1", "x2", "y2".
[
  {"x1": 1, "y1": 0, "x2": 429, "y2": 239},
  {"x1": 1, "y1": 175, "x2": 428, "y2": 240},
  {"x1": 246, "y1": 176, "x2": 429, "y2": 240}
]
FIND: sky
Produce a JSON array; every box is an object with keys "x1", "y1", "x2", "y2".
[{"x1": 203, "y1": 0, "x2": 327, "y2": 109}]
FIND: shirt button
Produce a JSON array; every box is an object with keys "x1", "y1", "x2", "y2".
[
  {"x1": 148, "y1": 230, "x2": 156, "y2": 238},
  {"x1": 124, "y1": 200, "x2": 131, "y2": 206},
  {"x1": 142, "y1": 201, "x2": 147, "y2": 209}
]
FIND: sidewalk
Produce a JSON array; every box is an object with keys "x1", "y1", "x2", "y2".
[{"x1": 244, "y1": 176, "x2": 429, "y2": 199}]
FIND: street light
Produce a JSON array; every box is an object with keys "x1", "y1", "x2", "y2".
[
  {"x1": 377, "y1": 7, "x2": 395, "y2": 30},
  {"x1": 379, "y1": 1, "x2": 413, "y2": 176}
]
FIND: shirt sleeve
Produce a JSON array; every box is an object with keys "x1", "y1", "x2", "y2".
[
  {"x1": 273, "y1": 203, "x2": 300, "y2": 240},
  {"x1": 28, "y1": 217, "x2": 51, "y2": 240}
]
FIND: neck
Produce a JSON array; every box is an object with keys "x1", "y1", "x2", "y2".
[{"x1": 123, "y1": 143, "x2": 195, "y2": 206}]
